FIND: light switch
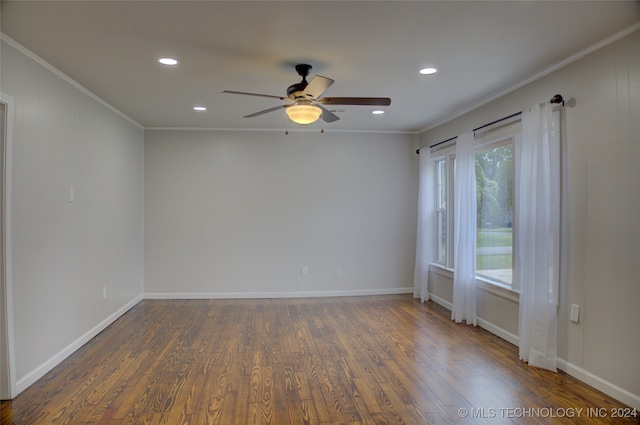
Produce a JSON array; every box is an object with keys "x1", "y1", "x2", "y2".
[{"x1": 570, "y1": 304, "x2": 580, "y2": 323}]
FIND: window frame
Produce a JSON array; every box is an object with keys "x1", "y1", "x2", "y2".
[
  {"x1": 429, "y1": 120, "x2": 521, "y2": 293},
  {"x1": 434, "y1": 157, "x2": 452, "y2": 267},
  {"x1": 431, "y1": 146, "x2": 455, "y2": 269}
]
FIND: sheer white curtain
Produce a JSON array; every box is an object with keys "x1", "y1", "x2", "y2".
[
  {"x1": 413, "y1": 148, "x2": 433, "y2": 302},
  {"x1": 515, "y1": 102, "x2": 560, "y2": 372},
  {"x1": 452, "y1": 132, "x2": 477, "y2": 325}
]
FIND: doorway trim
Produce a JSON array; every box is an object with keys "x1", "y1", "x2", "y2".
[{"x1": 1, "y1": 92, "x2": 17, "y2": 399}]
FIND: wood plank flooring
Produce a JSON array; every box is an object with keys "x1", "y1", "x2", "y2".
[{"x1": 1, "y1": 295, "x2": 638, "y2": 424}]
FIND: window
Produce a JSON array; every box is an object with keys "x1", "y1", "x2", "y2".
[
  {"x1": 433, "y1": 155, "x2": 455, "y2": 268},
  {"x1": 431, "y1": 128, "x2": 518, "y2": 290},
  {"x1": 435, "y1": 159, "x2": 447, "y2": 265},
  {"x1": 475, "y1": 142, "x2": 513, "y2": 286}
]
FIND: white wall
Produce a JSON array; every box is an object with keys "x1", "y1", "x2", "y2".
[
  {"x1": 144, "y1": 129, "x2": 418, "y2": 297},
  {"x1": 0, "y1": 39, "x2": 144, "y2": 393},
  {"x1": 420, "y1": 29, "x2": 640, "y2": 408}
]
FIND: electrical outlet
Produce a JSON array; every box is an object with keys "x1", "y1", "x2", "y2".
[
  {"x1": 336, "y1": 266, "x2": 343, "y2": 276},
  {"x1": 570, "y1": 304, "x2": 580, "y2": 323},
  {"x1": 301, "y1": 266, "x2": 309, "y2": 276}
]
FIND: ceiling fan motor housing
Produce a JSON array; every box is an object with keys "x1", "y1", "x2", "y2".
[{"x1": 286, "y1": 82, "x2": 308, "y2": 98}]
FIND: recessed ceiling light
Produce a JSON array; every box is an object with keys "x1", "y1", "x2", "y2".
[
  {"x1": 372, "y1": 110, "x2": 385, "y2": 115},
  {"x1": 159, "y1": 57, "x2": 178, "y2": 66},
  {"x1": 193, "y1": 106, "x2": 207, "y2": 111},
  {"x1": 419, "y1": 67, "x2": 438, "y2": 75}
]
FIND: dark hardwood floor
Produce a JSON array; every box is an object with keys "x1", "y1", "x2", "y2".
[{"x1": 1, "y1": 295, "x2": 637, "y2": 424}]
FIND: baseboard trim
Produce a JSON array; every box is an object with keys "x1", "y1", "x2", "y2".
[
  {"x1": 144, "y1": 287, "x2": 414, "y2": 300},
  {"x1": 556, "y1": 358, "x2": 640, "y2": 410},
  {"x1": 427, "y1": 293, "x2": 452, "y2": 310},
  {"x1": 15, "y1": 294, "x2": 143, "y2": 395},
  {"x1": 427, "y1": 293, "x2": 519, "y2": 346},
  {"x1": 476, "y1": 317, "x2": 520, "y2": 346}
]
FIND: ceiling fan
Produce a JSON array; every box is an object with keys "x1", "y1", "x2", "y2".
[{"x1": 222, "y1": 64, "x2": 391, "y2": 125}]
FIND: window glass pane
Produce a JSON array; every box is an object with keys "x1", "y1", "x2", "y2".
[
  {"x1": 436, "y1": 159, "x2": 446, "y2": 209},
  {"x1": 436, "y1": 210, "x2": 447, "y2": 264},
  {"x1": 475, "y1": 144, "x2": 513, "y2": 285},
  {"x1": 435, "y1": 159, "x2": 447, "y2": 265}
]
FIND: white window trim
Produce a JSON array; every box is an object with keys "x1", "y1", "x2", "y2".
[
  {"x1": 429, "y1": 263, "x2": 520, "y2": 303},
  {"x1": 433, "y1": 156, "x2": 454, "y2": 268},
  {"x1": 430, "y1": 119, "x2": 522, "y2": 293}
]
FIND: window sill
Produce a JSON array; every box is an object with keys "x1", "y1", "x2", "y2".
[
  {"x1": 428, "y1": 263, "x2": 520, "y2": 303},
  {"x1": 476, "y1": 277, "x2": 520, "y2": 303},
  {"x1": 429, "y1": 263, "x2": 453, "y2": 278}
]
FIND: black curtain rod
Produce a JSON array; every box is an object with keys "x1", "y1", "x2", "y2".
[
  {"x1": 472, "y1": 111, "x2": 522, "y2": 133},
  {"x1": 424, "y1": 136, "x2": 457, "y2": 151},
  {"x1": 417, "y1": 94, "x2": 564, "y2": 154}
]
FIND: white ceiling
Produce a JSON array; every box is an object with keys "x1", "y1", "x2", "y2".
[{"x1": 2, "y1": 1, "x2": 639, "y2": 133}]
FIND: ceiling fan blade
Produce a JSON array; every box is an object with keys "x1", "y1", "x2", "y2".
[
  {"x1": 318, "y1": 104, "x2": 340, "y2": 123},
  {"x1": 244, "y1": 104, "x2": 289, "y2": 118},
  {"x1": 318, "y1": 97, "x2": 391, "y2": 106},
  {"x1": 303, "y1": 75, "x2": 334, "y2": 99},
  {"x1": 222, "y1": 90, "x2": 286, "y2": 100}
]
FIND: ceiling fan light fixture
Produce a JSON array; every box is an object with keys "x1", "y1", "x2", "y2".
[{"x1": 286, "y1": 104, "x2": 322, "y2": 125}]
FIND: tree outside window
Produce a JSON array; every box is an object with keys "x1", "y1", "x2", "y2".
[{"x1": 475, "y1": 143, "x2": 513, "y2": 285}]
